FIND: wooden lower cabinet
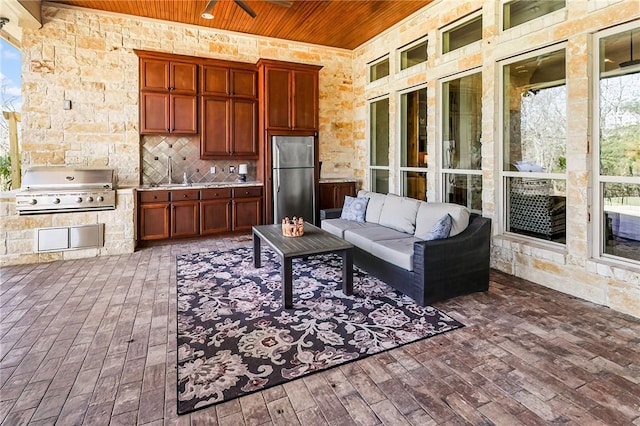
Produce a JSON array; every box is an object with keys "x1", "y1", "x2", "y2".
[
  {"x1": 171, "y1": 201, "x2": 199, "y2": 237},
  {"x1": 232, "y1": 186, "x2": 263, "y2": 231},
  {"x1": 233, "y1": 198, "x2": 262, "y2": 231},
  {"x1": 139, "y1": 203, "x2": 170, "y2": 240},
  {"x1": 200, "y1": 199, "x2": 232, "y2": 234},
  {"x1": 319, "y1": 181, "x2": 356, "y2": 210}
]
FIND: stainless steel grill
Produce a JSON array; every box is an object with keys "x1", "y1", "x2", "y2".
[{"x1": 16, "y1": 167, "x2": 116, "y2": 215}]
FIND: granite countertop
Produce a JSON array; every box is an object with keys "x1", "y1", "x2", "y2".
[
  {"x1": 135, "y1": 181, "x2": 263, "y2": 191},
  {"x1": 319, "y1": 178, "x2": 357, "y2": 183}
]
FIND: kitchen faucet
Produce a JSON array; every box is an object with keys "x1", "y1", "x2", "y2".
[{"x1": 167, "y1": 156, "x2": 173, "y2": 184}]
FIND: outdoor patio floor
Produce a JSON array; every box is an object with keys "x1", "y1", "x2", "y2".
[{"x1": 1, "y1": 234, "x2": 639, "y2": 425}]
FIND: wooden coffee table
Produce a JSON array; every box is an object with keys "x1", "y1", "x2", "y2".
[{"x1": 252, "y1": 222, "x2": 354, "y2": 309}]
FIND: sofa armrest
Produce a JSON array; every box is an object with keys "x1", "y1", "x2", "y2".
[
  {"x1": 412, "y1": 214, "x2": 492, "y2": 299},
  {"x1": 320, "y1": 208, "x2": 343, "y2": 220}
]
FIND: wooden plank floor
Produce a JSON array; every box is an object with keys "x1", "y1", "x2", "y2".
[{"x1": 1, "y1": 234, "x2": 639, "y2": 425}]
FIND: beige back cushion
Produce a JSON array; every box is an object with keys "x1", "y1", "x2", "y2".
[
  {"x1": 378, "y1": 194, "x2": 421, "y2": 234},
  {"x1": 414, "y1": 202, "x2": 470, "y2": 237},
  {"x1": 357, "y1": 190, "x2": 387, "y2": 224}
]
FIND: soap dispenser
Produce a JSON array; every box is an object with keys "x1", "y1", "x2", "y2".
[{"x1": 182, "y1": 171, "x2": 189, "y2": 186}]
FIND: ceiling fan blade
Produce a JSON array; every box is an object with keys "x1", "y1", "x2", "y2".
[
  {"x1": 202, "y1": 0, "x2": 217, "y2": 14},
  {"x1": 267, "y1": 0, "x2": 293, "y2": 7},
  {"x1": 201, "y1": 0, "x2": 217, "y2": 18},
  {"x1": 234, "y1": 0, "x2": 257, "y2": 18}
]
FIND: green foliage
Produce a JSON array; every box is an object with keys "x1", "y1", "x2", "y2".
[{"x1": 0, "y1": 152, "x2": 11, "y2": 191}]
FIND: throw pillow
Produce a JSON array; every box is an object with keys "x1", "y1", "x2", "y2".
[
  {"x1": 340, "y1": 196, "x2": 369, "y2": 223},
  {"x1": 416, "y1": 213, "x2": 452, "y2": 241}
]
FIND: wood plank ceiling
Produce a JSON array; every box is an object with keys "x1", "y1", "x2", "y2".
[{"x1": 46, "y1": 0, "x2": 434, "y2": 50}]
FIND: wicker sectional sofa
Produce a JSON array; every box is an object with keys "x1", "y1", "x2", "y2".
[{"x1": 321, "y1": 190, "x2": 492, "y2": 305}]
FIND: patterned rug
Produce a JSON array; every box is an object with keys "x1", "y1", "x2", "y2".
[{"x1": 176, "y1": 246, "x2": 464, "y2": 414}]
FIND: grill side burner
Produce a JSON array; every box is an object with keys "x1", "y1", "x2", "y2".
[{"x1": 16, "y1": 167, "x2": 117, "y2": 215}]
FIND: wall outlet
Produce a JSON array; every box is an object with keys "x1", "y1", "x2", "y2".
[
  {"x1": 229, "y1": 165, "x2": 235, "y2": 173},
  {"x1": 210, "y1": 166, "x2": 216, "y2": 174}
]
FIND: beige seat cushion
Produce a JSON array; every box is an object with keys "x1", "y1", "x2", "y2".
[
  {"x1": 343, "y1": 226, "x2": 410, "y2": 252},
  {"x1": 321, "y1": 218, "x2": 377, "y2": 238},
  {"x1": 369, "y1": 237, "x2": 420, "y2": 271},
  {"x1": 414, "y1": 202, "x2": 470, "y2": 238}
]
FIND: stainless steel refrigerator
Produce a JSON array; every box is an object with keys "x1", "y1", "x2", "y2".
[{"x1": 272, "y1": 135, "x2": 315, "y2": 224}]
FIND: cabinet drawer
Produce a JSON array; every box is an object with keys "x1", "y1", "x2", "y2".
[
  {"x1": 171, "y1": 189, "x2": 200, "y2": 201},
  {"x1": 232, "y1": 186, "x2": 262, "y2": 198},
  {"x1": 139, "y1": 190, "x2": 170, "y2": 203},
  {"x1": 201, "y1": 188, "x2": 232, "y2": 200}
]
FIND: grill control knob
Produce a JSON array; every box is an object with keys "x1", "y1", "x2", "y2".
[
  {"x1": 29, "y1": 199, "x2": 37, "y2": 205},
  {"x1": 97, "y1": 196, "x2": 104, "y2": 202},
  {"x1": 53, "y1": 198, "x2": 61, "y2": 204},
  {"x1": 87, "y1": 196, "x2": 94, "y2": 202},
  {"x1": 76, "y1": 197, "x2": 83, "y2": 203}
]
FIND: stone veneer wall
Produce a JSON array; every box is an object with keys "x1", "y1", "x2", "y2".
[
  {"x1": 0, "y1": 4, "x2": 354, "y2": 267},
  {"x1": 352, "y1": 0, "x2": 639, "y2": 318}
]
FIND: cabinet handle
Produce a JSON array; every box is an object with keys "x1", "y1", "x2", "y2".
[{"x1": 183, "y1": 194, "x2": 188, "y2": 198}]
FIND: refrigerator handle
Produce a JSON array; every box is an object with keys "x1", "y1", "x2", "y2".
[{"x1": 275, "y1": 167, "x2": 280, "y2": 194}]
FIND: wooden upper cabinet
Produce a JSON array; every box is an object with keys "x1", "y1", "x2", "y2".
[
  {"x1": 200, "y1": 60, "x2": 258, "y2": 159},
  {"x1": 170, "y1": 62, "x2": 198, "y2": 94},
  {"x1": 140, "y1": 58, "x2": 196, "y2": 94},
  {"x1": 265, "y1": 68, "x2": 291, "y2": 129},
  {"x1": 201, "y1": 65, "x2": 257, "y2": 98},
  {"x1": 258, "y1": 60, "x2": 322, "y2": 131},
  {"x1": 141, "y1": 59, "x2": 169, "y2": 91},
  {"x1": 293, "y1": 70, "x2": 318, "y2": 130},
  {"x1": 138, "y1": 52, "x2": 198, "y2": 135}
]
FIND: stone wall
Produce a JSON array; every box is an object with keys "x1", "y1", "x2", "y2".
[{"x1": 352, "y1": 0, "x2": 640, "y2": 318}]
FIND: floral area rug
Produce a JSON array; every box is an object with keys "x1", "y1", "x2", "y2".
[{"x1": 176, "y1": 246, "x2": 464, "y2": 414}]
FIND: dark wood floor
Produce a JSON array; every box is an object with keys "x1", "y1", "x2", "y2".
[{"x1": 1, "y1": 234, "x2": 639, "y2": 425}]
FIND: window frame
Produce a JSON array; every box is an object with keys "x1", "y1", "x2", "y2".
[
  {"x1": 498, "y1": 43, "x2": 568, "y2": 245},
  {"x1": 441, "y1": 10, "x2": 483, "y2": 55},
  {"x1": 368, "y1": 95, "x2": 391, "y2": 193},
  {"x1": 503, "y1": 0, "x2": 566, "y2": 31},
  {"x1": 439, "y1": 68, "x2": 483, "y2": 213},
  {"x1": 592, "y1": 22, "x2": 640, "y2": 266},
  {"x1": 397, "y1": 84, "x2": 429, "y2": 200},
  {"x1": 368, "y1": 55, "x2": 390, "y2": 83},
  {"x1": 398, "y1": 36, "x2": 429, "y2": 72}
]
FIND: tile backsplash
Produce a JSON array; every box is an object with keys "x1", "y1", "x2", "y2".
[{"x1": 141, "y1": 135, "x2": 256, "y2": 185}]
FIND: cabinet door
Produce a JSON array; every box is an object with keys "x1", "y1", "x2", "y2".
[
  {"x1": 171, "y1": 201, "x2": 199, "y2": 237},
  {"x1": 265, "y1": 68, "x2": 290, "y2": 129},
  {"x1": 231, "y1": 69, "x2": 257, "y2": 98},
  {"x1": 334, "y1": 183, "x2": 356, "y2": 208},
  {"x1": 201, "y1": 97, "x2": 230, "y2": 158},
  {"x1": 171, "y1": 95, "x2": 198, "y2": 134},
  {"x1": 201, "y1": 65, "x2": 229, "y2": 96},
  {"x1": 233, "y1": 197, "x2": 262, "y2": 231},
  {"x1": 139, "y1": 203, "x2": 170, "y2": 240},
  {"x1": 231, "y1": 99, "x2": 257, "y2": 156},
  {"x1": 319, "y1": 183, "x2": 336, "y2": 210},
  {"x1": 141, "y1": 58, "x2": 169, "y2": 91},
  {"x1": 141, "y1": 92, "x2": 170, "y2": 134},
  {"x1": 292, "y1": 70, "x2": 318, "y2": 130},
  {"x1": 170, "y1": 62, "x2": 198, "y2": 94},
  {"x1": 200, "y1": 199, "x2": 232, "y2": 235}
]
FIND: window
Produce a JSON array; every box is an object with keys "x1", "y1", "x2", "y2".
[
  {"x1": 369, "y1": 97, "x2": 390, "y2": 193},
  {"x1": 443, "y1": 14, "x2": 482, "y2": 54},
  {"x1": 370, "y1": 58, "x2": 389, "y2": 82},
  {"x1": 0, "y1": 38, "x2": 22, "y2": 191},
  {"x1": 400, "y1": 87, "x2": 427, "y2": 200},
  {"x1": 400, "y1": 39, "x2": 428, "y2": 71},
  {"x1": 502, "y1": 48, "x2": 567, "y2": 243},
  {"x1": 596, "y1": 27, "x2": 640, "y2": 263},
  {"x1": 442, "y1": 72, "x2": 482, "y2": 212},
  {"x1": 503, "y1": 0, "x2": 565, "y2": 30}
]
